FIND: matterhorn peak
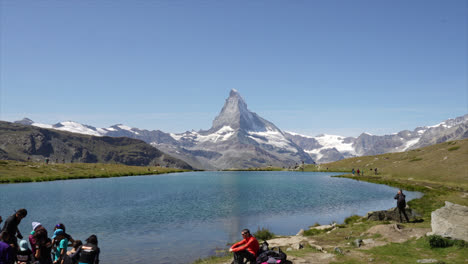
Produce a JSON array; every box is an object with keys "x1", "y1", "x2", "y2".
[{"x1": 210, "y1": 90, "x2": 281, "y2": 133}]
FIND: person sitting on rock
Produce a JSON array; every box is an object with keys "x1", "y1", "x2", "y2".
[
  {"x1": 229, "y1": 229, "x2": 259, "y2": 264},
  {"x1": 394, "y1": 189, "x2": 410, "y2": 223}
]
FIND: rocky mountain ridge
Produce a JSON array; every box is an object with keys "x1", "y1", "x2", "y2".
[
  {"x1": 0, "y1": 121, "x2": 192, "y2": 169},
  {"x1": 11, "y1": 91, "x2": 468, "y2": 168}
]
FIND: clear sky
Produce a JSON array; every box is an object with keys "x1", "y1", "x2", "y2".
[{"x1": 1, "y1": 0, "x2": 467, "y2": 137}]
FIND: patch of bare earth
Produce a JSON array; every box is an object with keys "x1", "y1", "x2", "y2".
[{"x1": 362, "y1": 224, "x2": 430, "y2": 247}]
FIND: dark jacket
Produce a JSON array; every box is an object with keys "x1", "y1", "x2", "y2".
[
  {"x1": 394, "y1": 193, "x2": 406, "y2": 208},
  {"x1": 1, "y1": 215, "x2": 21, "y2": 244},
  {"x1": 75, "y1": 243, "x2": 99, "y2": 264}
]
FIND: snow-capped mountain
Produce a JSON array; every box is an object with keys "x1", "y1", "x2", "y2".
[
  {"x1": 286, "y1": 114, "x2": 468, "y2": 163},
  {"x1": 151, "y1": 89, "x2": 315, "y2": 169},
  {"x1": 14, "y1": 92, "x2": 468, "y2": 167}
]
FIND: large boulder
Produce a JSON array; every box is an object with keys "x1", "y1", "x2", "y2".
[
  {"x1": 429, "y1": 202, "x2": 468, "y2": 241},
  {"x1": 366, "y1": 207, "x2": 421, "y2": 222}
]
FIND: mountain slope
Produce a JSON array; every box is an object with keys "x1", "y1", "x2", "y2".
[
  {"x1": 287, "y1": 114, "x2": 468, "y2": 163},
  {"x1": 152, "y1": 89, "x2": 315, "y2": 169},
  {"x1": 0, "y1": 121, "x2": 192, "y2": 169}
]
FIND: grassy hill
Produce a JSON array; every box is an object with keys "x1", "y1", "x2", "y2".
[
  {"x1": 0, "y1": 160, "x2": 188, "y2": 183},
  {"x1": 304, "y1": 138, "x2": 468, "y2": 190}
]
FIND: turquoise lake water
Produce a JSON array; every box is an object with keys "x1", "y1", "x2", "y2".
[{"x1": 0, "y1": 171, "x2": 422, "y2": 263}]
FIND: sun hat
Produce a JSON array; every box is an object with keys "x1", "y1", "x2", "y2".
[
  {"x1": 32, "y1": 222, "x2": 41, "y2": 231},
  {"x1": 52, "y1": 229, "x2": 64, "y2": 239},
  {"x1": 19, "y1": 240, "x2": 29, "y2": 251}
]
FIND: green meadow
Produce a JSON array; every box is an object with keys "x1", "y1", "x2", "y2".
[{"x1": 0, "y1": 160, "x2": 188, "y2": 183}]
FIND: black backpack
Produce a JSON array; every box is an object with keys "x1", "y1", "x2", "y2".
[{"x1": 256, "y1": 247, "x2": 287, "y2": 264}]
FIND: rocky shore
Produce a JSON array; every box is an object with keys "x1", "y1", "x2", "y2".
[{"x1": 214, "y1": 202, "x2": 467, "y2": 264}]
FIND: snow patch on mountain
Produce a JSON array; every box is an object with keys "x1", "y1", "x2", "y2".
[
  {"x1": 197, "y1": 126, "x2": 235, "y2": 143},
  {"x1": 314, "y1": 134, "x2": 356, "y2": 154},
  {"x1": 402, "y1": 137, "x2": 420, "y2": 151},
  {"x1": 249, "y1": 129, "x2": 298, "y2": 152}
]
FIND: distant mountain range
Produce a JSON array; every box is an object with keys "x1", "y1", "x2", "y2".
[
  {"x1": 12, "y1": 90, "x2": 468, "y2": 169},
  {"x1": 0, "y1": 121, "x2": 193, "y2": 169}
]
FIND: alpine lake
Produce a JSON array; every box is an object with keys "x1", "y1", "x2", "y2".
[{"x1": 0, "y1": 171, "x2": 422, "y2": 263}]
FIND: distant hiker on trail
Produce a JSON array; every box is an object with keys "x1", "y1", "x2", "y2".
[
  {"x1": 352, "y1": 168, "x2": 355, "y2": 175},
  {"x1": 394, "y1": 189, "x2": 410, "y2": 223},
  {"x1": 74, "y1": 235, "x2": 100, "y2": 264},
  {"x1": 374, "y1": 168, "x2": 378, "y2": 175},
  {"x1": 1, "y1": 209, "x2": 27, "y2": 249},
  {"x1": 357, "y1": 169, "x2": 360, "y2": 176},
  {"x1": 229, "y1": 229, "x2": 259, "y2": 264}
]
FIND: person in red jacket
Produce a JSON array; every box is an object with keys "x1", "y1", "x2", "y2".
[{"x1": 229, "y1": 229, "x2": 259, "y2": 264}]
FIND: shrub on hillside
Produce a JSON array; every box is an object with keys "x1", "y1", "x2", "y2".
[
  {"x1": 254, "y1": 227, "x2": 275, "y2": 241},
  {"x1": 344, "y1": 215, "x2": 362, "y2": 225},
  {"x1": 428, "y1": 235, "x2": 467, "y2": 249}
]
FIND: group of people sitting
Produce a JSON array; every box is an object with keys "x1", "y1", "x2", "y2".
[{"x1": 0, "y1": 209, "x2": 100, "y2": 264}]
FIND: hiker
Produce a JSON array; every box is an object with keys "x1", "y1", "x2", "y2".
[
  {"x1": 53, "y1": 224, "x2": 74, "y2": 244},
  {"x1": 0, "y1": 231, "x2": 14, "y2": 264},
  {"x1": 374, "y1": 168, "x2": 378, "y2": 175},
  {"x1": 229, "y1": 229, "x2": 259, "y2": 264},
  {"x1": 52, "y1": 229, "x2": 68, "y2": 264},
  {"x1": 352, "y1": 168, "x2": 355, "y2": 175},
  {"x1": 73, "y1": 235, "x2": 100, "y2": 264},
  {"x1": 357, "y1": 169, "x2": 360, "y2": 176},
  {"x1": 33, "y1": 228, "x2": 52, "y2": 264},
  {"x1": 67, "y1": 240, "x2": 82, "y2": 264},
  {"x1": 1, "y1": 209, "x2": 27, "y2": 250},
  {"x1": 394, "y1": 189, "x2": 410, "y2": 223},
  {"x1": 16, "y1": 240, "x2": 34, "y2": 264},
  {"x1": 29, "y1": 221, "x2": 43, "y2": 256}
]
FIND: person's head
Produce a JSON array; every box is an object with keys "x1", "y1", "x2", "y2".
[
  {"x1": 32, "y1": 222, "x2": 42, "y2": 232},
  {"x1": 34, "y1": 228, "x2": 48, "y2": 244},
  {"x1": 86, "y1": 235, "x2": 98, "y2": 245},
  {"x1": 72, "y1": 240, "x2": 83, "y2": 249},
  {"x1": 19, "y1": 240, "x2": 29, "y2": 251},
  {"x1": 55, "y1": 223, "x2": 66, "y2": 232},
  {"x1": 0, "y1": 231, "x2": 10, "y2": 242},
  {"x1": 241, "y1": 229, "x2": 251, "y2": 238},
  {"x1": 398, "y1": 189, "x2": 402, "y2": 194},
  {"x1": 15, "y1": 208, "x2": 27, "y2": 220},
  {"x1": 52, "y1": 229, "x2": 64, "y2": 241}
]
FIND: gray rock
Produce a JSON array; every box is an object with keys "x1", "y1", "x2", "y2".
[
  {"x1": 309, "y1": 243, "x2": 323, "y2": 252},
  {"x1": 430, "y1": 201, "x2": 468, "y2": 241},
  {"x1": 334, "y1": 247, "x2": 343, "y2": 254},
  {"x1": 417, "y1": 259, "x2": 439, "y2": 263},
  {"x1": 291, "y1": 243, "x2": 304, "y2": 250},
  {"x1": 296, "y1": 229, "x2": 304, "y2": 236},
  {"x1": 286, "y1": 247, "x2": 292, "y2": 252},
  {"x1": 353, "y1": 239, "x2": 363, "y2": 247},
  {"x1": 366, "y1": 207, "x2": 421, "y2": 222}
]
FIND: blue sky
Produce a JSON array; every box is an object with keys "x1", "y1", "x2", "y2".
[{"x1": 1, "y1": 0, "x2": 467, "y2": 137}]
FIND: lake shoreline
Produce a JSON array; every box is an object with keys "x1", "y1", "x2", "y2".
[
  {"x1": 0, "y1": 160, "x2": 189, "y2": 183},
  {"x1": 195, "y1": 173, "x2": 465, "y2": 264}
]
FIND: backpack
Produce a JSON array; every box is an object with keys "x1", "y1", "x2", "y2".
[
  {"x1": 256, "y1": 247, "x2": 287, "y2": 264},
  {"x1": 397, "y1": 194, "x2": 406, "y2": 207},
  {"x1": 258, "y1": 241, "x2": 269, "y2": 255}
]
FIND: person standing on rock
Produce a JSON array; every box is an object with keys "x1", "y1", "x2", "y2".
[
  {"x1": 229, "y1": 229, "x2": 259, "y2": 264},
  {"x1": 394, "y1": 189, "x2": 410, "y2": 223}
]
